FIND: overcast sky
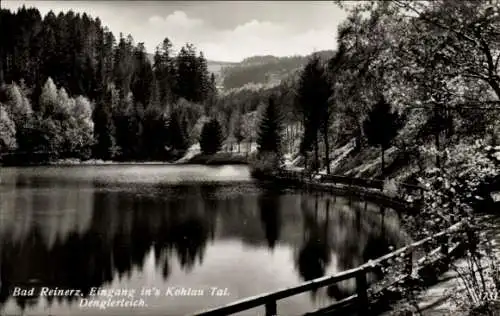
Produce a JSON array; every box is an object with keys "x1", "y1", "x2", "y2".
[{"x1": 3, "y1": 1, "x2": 348, "y2": 62}]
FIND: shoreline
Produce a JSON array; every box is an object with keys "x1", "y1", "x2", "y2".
[
  {"x1": 0, "y1": 153, "x2": 250, "y2": 167},
  {"x1": 255, "y1": 170, "x2": 420, "y2": 214}
]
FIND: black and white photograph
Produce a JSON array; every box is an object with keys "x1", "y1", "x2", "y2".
[{"x1": 1, "y1": 1, "x2": 500, "y2": 315}]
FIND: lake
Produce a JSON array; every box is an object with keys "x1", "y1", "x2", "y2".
[{"x1": 0, "y1": 165, "x2": 410, "y2": 316}]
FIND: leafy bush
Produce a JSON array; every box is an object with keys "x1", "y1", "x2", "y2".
[
  {"x1": 402, "y1": 140, "x2": 500, "y2": 240},
  {"x1": 448, "y1": 241, "x2": 500, "y2": 316},
  {"x1": 249, "y1": 151, "x2": 281, "y2": 178},
  {"x1": 396, "y1": 140, "x2": 500, "y2": 316},
  {"x1": 0, "y1": 104, "x2": 17, "y2": 152}
]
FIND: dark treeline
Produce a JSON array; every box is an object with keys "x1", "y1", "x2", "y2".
[{"x1": 0, "y1": 7, "x2": 217, "y2": 162}]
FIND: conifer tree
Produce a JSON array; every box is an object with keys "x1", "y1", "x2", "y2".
[
  {"x1": 363, "y1": 96, "x2": 402, "y2": 177},
  {"x1": 167, "y1": 111, "x2": 188, "y2": 153},
  {"x1": 200, "y1": 118, "x2": 223, "y2": 155},
  {"x1": 257, "y1": 96, "x2": 282, "y2": 157},
  {"x1": 232, "y1": 110, "x2": 245, "y2": 153},
  {"x1": 296, "y1": 54, "x2": 332, "y2": 172},
  {"x1": 93, "y1": 87, "x2": 117, "y2": 160},
  {"x1": 153, "y1": 38, "x2": 175, "y2": 106},
  {"x1": 142, "y1": 79, "x2": 168, "y2": 159},
  {"x1": 196, "y1": 51, "x2": 210, "y2": 102},
  {"x1": 175, "y1": 44, "x2": 197, "y2": 102}
]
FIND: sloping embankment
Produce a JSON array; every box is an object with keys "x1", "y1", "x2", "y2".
[{"x1": 259, "y1": 171, "x2": 419, "y2": 213}]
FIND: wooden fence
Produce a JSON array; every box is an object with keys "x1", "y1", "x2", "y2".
[{"x1": 193, "y1": 221, "x2": 468, "y2": 316}]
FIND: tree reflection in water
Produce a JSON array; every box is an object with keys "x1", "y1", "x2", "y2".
[
  {"x1": 297, "y1": 195, "x2": 331, "y2": 281},
  {"x1": 326, "y1": 203, "x2": 404, "y2": 301},
  {"x1": 0, "y1": 175, "x2": 408, "y2": 313},
  {"x1": 258, "y1": 188, "x2": 282, "y2": 249},
  {"x1": 0, "y1": 184, "x2": 215, "y2": 310}
]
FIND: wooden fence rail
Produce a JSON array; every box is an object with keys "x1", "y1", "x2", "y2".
[{"x1": 193, "y1": 221, "x2": 467, "y2": 316}]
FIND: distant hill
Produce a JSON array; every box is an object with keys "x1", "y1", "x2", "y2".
[
  {"x1": 240, "y1": 55, "x2": 283, "y2": 66},
  {"x1": 147, "y1": 50, "x2": 335, "y2": 92},
  {"x1": 219, "y1": 50, "x2": 335, "y2": 91},
  {"x1": 207, "y1": 60, "x2": 238, "y2": 89},
  {"x1": 207, "y1": 60, "x2": 238, "y2": 76}
]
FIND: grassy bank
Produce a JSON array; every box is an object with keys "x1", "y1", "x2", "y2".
[
  {"x1": 0, "y1": 158, "x2": 176, "y2": 167},
  {"x1": 0, "y1": 151, "x2": 251, "y2": 167},
  {"x1": 182, "y1": 152, "x2": 249, "y2": 165}
]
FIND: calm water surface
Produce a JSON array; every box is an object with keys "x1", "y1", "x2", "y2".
[{"x1": 0, "y1": 165, "x2": 410, "y2": 316}]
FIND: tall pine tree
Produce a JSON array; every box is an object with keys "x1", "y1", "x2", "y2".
[
  {"x1": 257, "y1": 96, "x2": 282, "y2": 156},
  {"x1": 92, "y1": 92, "x2": 116, "y2": 160},
  {"x1": 200, "y1": 118, "x2": 223, "y2": 155},
  {"x1": 296, "y1": 54, "x2": 332, "y2": 172},
  {"x1": 166, "y1": 111, "x2": 188, "y2": 154},
  {"x1": 363, "y1": 96, "x2": 402, "y2": 178}
]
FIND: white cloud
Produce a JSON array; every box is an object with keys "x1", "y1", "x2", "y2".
[
  {"x1": 146, "y1": 11, "x2": 338, "y2": 61},
  {"x1": 149, "y1": 11, "x2": 204, "y2": 30},
  {"x1": 229, "y1": 19, "x2": 288, "y2": 39},
  {"x1": 200, "y1": 20, "x2": 337, "y2": 61}
]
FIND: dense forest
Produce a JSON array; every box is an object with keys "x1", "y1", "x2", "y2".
[
  {"x1": 0, "y1": 6, "x2": 309, "y2": 164},
  {"x1": 0, "y1": 7, "x2": 220, "y2": 162},
  {"x1": 1, "y1": 1, "x2": 500, "y2": 174}
]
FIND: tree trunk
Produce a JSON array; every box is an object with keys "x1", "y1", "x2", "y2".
[
  {"x1": 434, "y1": 106, "x2": 441, "y2": 169},
  {"x1": 237, "y1": 142, "x2": 240, "y2": 153},
  {"x1": 314, "y1": 133, "x2": 319, "y2": 172},
  {"x1": 288, "y1": 126, "x2": 291, "y2": 153},
  {"x1": 435, "y1": 130, "x2": 441, "y2": 169},
  {"x1": 325, "y1": 198, "x2": 330, "y2": 235},
  {"x1": 381, "y1": 146, "x2": 385, "y2": 178},
  {"x1": 323, "y1": 127, "x2": 330, "y2": 174},
  {"x1": 488, "y1": 79, "x2": 500, "y2": 101}
]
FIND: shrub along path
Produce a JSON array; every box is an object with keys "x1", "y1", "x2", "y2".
[{"x1": 382, "y1": 214, "x2": 500, "y2": 316}]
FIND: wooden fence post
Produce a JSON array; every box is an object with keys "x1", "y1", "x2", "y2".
[
  {"x1": 423, "y1": 241, "x2": 432, "y2": 255},
  {"x1": 440, "y1": 233, "x2": 449, "y2": 269},
  {"x1": 265, "y1": 301, "x2": 277, "y2": 316},
  {"x1": 466, "y1": 225, "x2": 479, "y2": 254},
  {"x1": 356, "y1": 270, "x2": 369, "y2": 314},
  {"x1": 405, "y1": 251, "x2": 413, "y2": 276}
]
